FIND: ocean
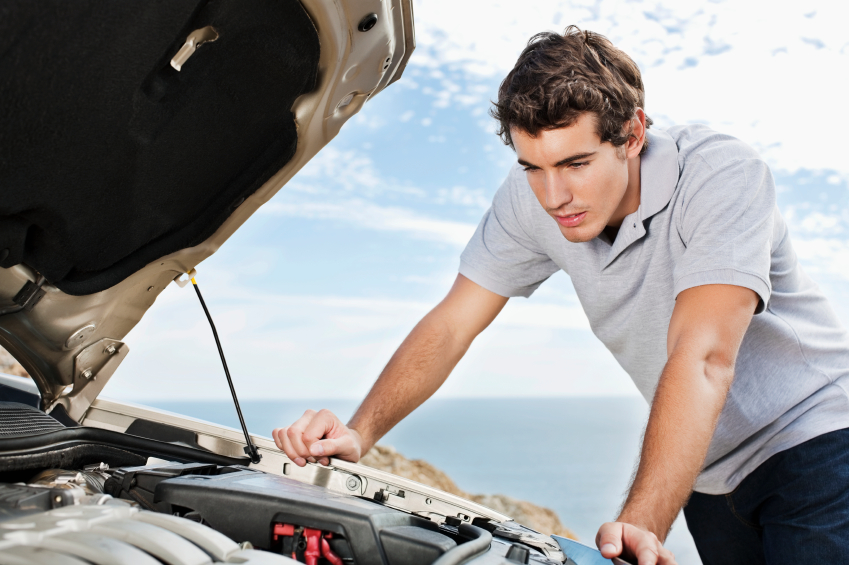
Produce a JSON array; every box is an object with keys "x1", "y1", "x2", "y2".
[{"x1": 145, "y1": 397, "x2": 702, "y2": 564}]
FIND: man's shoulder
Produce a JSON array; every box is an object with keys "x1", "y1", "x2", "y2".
[
  {"x1": 500, "y1": 161, "x2": 531, "y2": 191},
  {"x1": 665, "y1": 124, "x2": 762, "y2": 172},
  {"x1": 493, "y1": 162, "x2": 540, "y2": 210},
  {"x1": 663, "y1": 125, "x2": 776, "y2": 224}
]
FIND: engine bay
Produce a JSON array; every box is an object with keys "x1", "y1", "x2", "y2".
[
  {"x1": 0, "y1": 459, "x2": 554, "y2": 565},
  {"x1": 0, "y1": 400, "x2": 569, "y2": 565}
]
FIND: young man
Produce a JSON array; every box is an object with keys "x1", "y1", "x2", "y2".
[{"x1": 273, "y1": 27, "x2": 849, "y2": 565}]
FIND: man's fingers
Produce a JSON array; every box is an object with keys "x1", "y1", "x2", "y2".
[
  {"x1": 280, "y1": 409, "x2": 317, "y2": 465},
  {"x1": 273, "y1": 426, "x2": 304, "y2": 465},
  {"x1": 626, "y1": 526, "x2": 665, "y2": 565},
  {"x1": 272, "y1": 427, "x2": 284, "y2": 450},
  {"x1": 289, "y1": 409, "x2": 317, "y2": 435},
  {"x1": 634, "y1": 545, "x2": 659, "y2": 565},
  {"x1": 303, "y1": 409, "x2": 341, "y2": 447},
  {"x1": 272, "y1": 427, "x2": 293, "y2": 455},
  {"x1": 595, "y1": 523, "x2": 676, "y2": 565},
  {"x1": 272, "y1": 409, "x2": 360, "y2": 467},
  {"x1": 658, "y1": 547, "x2": 677, "y2": 565},
  {"x1": 287, "y1": 425, "x2": 314, "y2": 464},
  {"x1": 309, "y1": 435, "x2": 360, "y2": 462},
  {"x1": 596, "y1": 522, "x2": 624, "y2": 558}
]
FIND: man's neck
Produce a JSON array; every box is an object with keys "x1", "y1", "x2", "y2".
[
  {"x1": 602, "y1": 225, "x2": 620, "y2": 243},
  {"x1": 604, "y1": 155, "x2": 642, "y2": 242}
]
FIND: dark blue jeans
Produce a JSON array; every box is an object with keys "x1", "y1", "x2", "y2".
[{"x1": 684, "y1": 428, "x2": 849, "y2": 564}]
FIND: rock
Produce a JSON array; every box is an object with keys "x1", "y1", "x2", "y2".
[
  {"x1": 468, "y1": 494, "x2": 576, "y2": 539},
  {"x1": 360, "y1": 445, "x2": 577, "y2": 540},
  {"x1": 360, "y1": 445, "x2": 464, "y2": 496},
  {"x1": 0, "y1": 346, "x2": 28, "y2": 377}
]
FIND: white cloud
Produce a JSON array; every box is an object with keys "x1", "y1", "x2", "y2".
[
  {"x1": 289, "y1": 145, "x2": 426, "y2": 198},
  {"x1": 408, "y1": 0, "x2": 849, "y2": 174},
  {"x1": 792, "y1": 238, "x2": 849, "y2": 280},
  {"x1": 275, "y1": 145, "x2": 496, "y2": 244},
  {"x1": 292, "y1": 146, "x2": 381, "y2": 194},
  {"x1": 799, "y1": 212, "x2": 843, "y2": 235},
  {"x1": 261, "y1": 199, "x2": 476, "y2": 246},
  {"x1": 435, "y1": 186, "x2": 491, "y2": 210}
]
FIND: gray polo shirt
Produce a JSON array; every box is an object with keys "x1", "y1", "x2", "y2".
[{"x1": 460, "y1": 125, "x2": 849, "y2": 494}]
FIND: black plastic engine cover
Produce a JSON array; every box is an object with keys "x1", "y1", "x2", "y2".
[{"x1": 108, "y1": 463, "x2": 456, "y2": 565}]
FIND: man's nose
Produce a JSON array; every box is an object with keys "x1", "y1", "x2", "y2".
[{"x1": 544, "y1": 171, "x2": 573, "y2": 210}]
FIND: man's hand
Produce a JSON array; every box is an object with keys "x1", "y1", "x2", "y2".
[
  {"x1": 596, "y1": 522, "x2": 677, "y2": 565},
  {"x1": 272, "y1": 409, "x2": 364, "y2": 467}
]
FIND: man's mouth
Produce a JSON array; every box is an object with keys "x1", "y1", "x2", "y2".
[{"x1": 554, "y1": 211, "x2": 587, "y2": 228}]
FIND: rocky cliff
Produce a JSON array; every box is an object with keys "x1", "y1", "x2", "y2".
[{"x1": 361, "y1": 444, "x2": 577, "y2": 539}]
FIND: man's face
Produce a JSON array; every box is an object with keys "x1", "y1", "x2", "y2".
[{"x1": 512, "y1": 113, "x2": 640, "y2": 243}]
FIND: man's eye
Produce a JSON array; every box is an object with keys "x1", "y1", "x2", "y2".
[
  {"x1": 522, "y1": 167, "x2": 539, "y2": 172},
  {"x1": 570, "y1": 161, "x2": 588, "y2": 169}
]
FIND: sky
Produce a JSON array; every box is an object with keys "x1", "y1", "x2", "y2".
[{"x1": 106, "y1": 0, "x2": 849, "y2": 401}]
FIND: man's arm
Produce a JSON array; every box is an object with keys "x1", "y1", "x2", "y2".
[
  {"x1": 597, "y1": 284, "x2": 759, "y2": 565},
  {"x1": 272, "y1": 274, "x2": 508, "y2": 466}
]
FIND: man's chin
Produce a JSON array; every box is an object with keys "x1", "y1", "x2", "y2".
[{"x1": 558, "y1": 224, "x2": 602, "y2": 243}]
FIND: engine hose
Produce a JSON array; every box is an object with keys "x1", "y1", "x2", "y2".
[
  {"x1": 432, "y1": 524, "x2": 492, "y2": 565},
  {"x1": 0, "y1": 426, "x2": 250, "y2": 467}
]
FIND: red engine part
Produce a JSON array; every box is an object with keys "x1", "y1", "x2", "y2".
[
  {"x1": 321, "y1": 536, "x2": 344, "y2": 565},
  {"x1": 304, "y1": 528, "x2": 322, "y2": 565},
  {"x1": 273, "y1": 523, "x2": 296, "y2": 540},
  {"x1": 273, "y1": 523, "x2": 344, "y2": 565}
]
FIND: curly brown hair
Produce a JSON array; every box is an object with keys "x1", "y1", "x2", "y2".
[{"x1": 491, "y1": 26, "x2": 652, "y2": 153}]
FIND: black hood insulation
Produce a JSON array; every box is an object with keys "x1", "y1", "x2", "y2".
[{"x1": 0, "y1": 0, "x2": 320, "y2": 295}]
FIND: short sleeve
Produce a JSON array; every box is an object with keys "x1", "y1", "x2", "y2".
[
  {"x1": 459, "y1": 166, "x2": 559, "y2": 298},
  {"x1": 673, "y1": 157, "x2": 775, "y2": 313}
]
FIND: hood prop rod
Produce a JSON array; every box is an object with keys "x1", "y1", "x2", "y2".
[{"x1": 190, "y1": 273, "x2": 262, "y2": 464}]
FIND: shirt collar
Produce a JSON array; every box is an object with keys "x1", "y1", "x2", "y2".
[
  {"x1": 638, "y1": 128, "x2": 680, "y2": 221},
  {"x1": 603, "y1": 128, "x2": 680, "y2": 267}
]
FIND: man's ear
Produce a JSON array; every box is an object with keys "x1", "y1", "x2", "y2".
[{"x1": 625, "y1": 108, "x2": 647, "y2": 159}]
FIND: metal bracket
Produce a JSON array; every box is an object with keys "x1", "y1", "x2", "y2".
[
  {"x1": 0, "y1": 275, "x2": 47, "y2": 317},
  {"x1": 171, "y1": 26, "x2": 219, "y2": 71},
  {"x1": 13, "y1": 279, "x2": 46, "y2": 311},
  {"x1": 173, "y1": 269, "x2": 197, "y2": 288},
  {"x1": 49, "y1": 338, "x2": 129, "y2": 421},
  {"x1": 74, "y1": 338, "x2": 124, "y2": 384}
]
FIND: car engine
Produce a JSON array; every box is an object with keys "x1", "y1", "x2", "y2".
[{"x1": 0, "y1": 400, "x2": 567, "y2": 565}]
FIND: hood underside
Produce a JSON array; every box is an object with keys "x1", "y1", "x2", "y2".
[
  {"x1": 1, "y1": 0, "x2": 319, "y2": 296},
  {"x1": 0, "y1": 0, "x2": 415, "y2": 416}
]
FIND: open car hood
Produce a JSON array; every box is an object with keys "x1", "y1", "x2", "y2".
[{"x1": 0, "y1": 0, "x2": 415, "y2": 420}]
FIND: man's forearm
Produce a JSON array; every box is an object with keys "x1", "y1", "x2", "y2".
[
  {"x1": 347, "y1": 309, "x2": 472, "y2": 451},
  {"x1": 617, "y1": 349, "x2": 734, "y2": 540}
]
